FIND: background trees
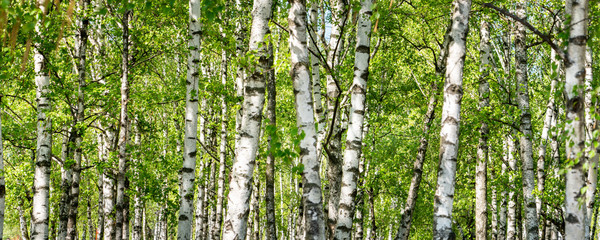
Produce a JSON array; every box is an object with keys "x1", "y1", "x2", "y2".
[{"x1": 0, "y1": 0, "x2": 598, "y2": 239}]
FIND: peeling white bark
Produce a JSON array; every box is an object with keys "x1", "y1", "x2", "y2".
[
  {"x1": 222, "y1": 0, "x2": 272, "y2": 238},
  {"x1": 564, "y1": 0, "x2": 589, "y2": 239},
  {"x1": 334, "y1": 0, "x2": 371, "y2": 238},
  {"x1": 432, "y1": 0, "x2": 471, "y2": 239},
  {"x1": 177, "y1": 0, "x2": 201, "y2": 238},
  {"x1": 475, "y1": 19, "x2": 490, "y2": 240}
]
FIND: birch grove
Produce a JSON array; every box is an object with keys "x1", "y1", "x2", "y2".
[{"x1": 0, "y1": 0, "x2": 598, "y2": 239}]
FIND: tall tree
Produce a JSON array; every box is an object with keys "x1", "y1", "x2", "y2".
[
  {"x1": 31, "y1": 0, "x2": 53, "y2": 238},
  {"x1": 475, "y1": 19, "x2": 490, "y2": 240},
  {"x1": 66, "y1": 0, "x2": 90, "y2": 238},
  {"x1": 514, "y1": 1, "x2": 539, "y2": 239},
  {"x1": 432, "y1": 0, "x2": 471, "y2": 239},
  {"x1": 177, "y1": 0, "x2": 201, "y2": 238},
  {"x1": 115, "y1": 8, "x2": 132, "y2": 240},
  {"x1": 325, "y1": 0, "x2": 347, "y2": 234},
  {"x1": 213, "y1": 25, "x2": 228, "y2": 240},
  {"x1": 222, "y1": 0, "x2": 272, "y2": 238},
  {"x1": 333, "y1": 0, "x2": 371, "y2": 238},
  {"x1": 564, "y1": 0, "x2": 589, "y2": 238},
  {"x1": 288, "y1": 0, "x2": 326, "y2": 239},
  {"x1": 265, "y1": 37, "x2": 278, "y2": 240}
]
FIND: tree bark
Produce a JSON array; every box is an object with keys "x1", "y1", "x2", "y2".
[
  {"x1": 325, "y1": 0, "x2": 347, "y2": 235},
  {"x1": 213, "y1": 27, "x2": 228, "y2": 240},
  {"x1": 67, "y1": 1, "x2": 90, "y2": 238},
  {"x1": 59, "y1": 133, "x2": 74, "y2": 240},
  {"x1": 584, "y1": 47, "x2": 597, "y2": 240},
  {"x1": 115, "y1": 9, "x2": 132, "y2": 240},
  {"x1": 103, "y1": 128, "x2": 117, "y2": 240},
  {"x1": 506, "y1": 135, "x2": 517, "y2": 240},
  {"x1": 432, "y1": 0, "x2": 471, "y2": 239},
  {"x1": 333, "y1": 0, "x2": 371, "y2": 238},
  {"x1": 513, "y1": 2, "x2": 539, "y2": 239},
  {"x1": 178, "y1": 0, "x2": 201, "y2": 238},
  {"x1": 309, "y1": 1, "x2": 325, "y2": 156},
  {"x1": 475, "y1": 19, "x2": 490, "y2": 240},
  {"x1": 31, "y1": 1, "x2": 52, "y2": 239},
  {"x1": 564, "y1": 0, "x2": 589, "y2": 239},
  {"x1": 265, "y1": 37, "x2": 278, "y2": 240},
  {"x1": 288, "y1": 0, "x2": 326, "y2": 239},
  {"x1": 222, "y1": 0, "x2": 272, "y2": 238}
]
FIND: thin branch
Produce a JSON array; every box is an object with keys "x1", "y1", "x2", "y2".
[{"x1": 481, "y1": 2, "x2": 567, "y2": 61}]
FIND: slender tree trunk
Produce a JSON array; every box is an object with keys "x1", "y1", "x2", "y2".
[
  {"x1": 265, "y1": 37, "x2": 278, "y2": 240},
  {"x1": 506, "y1": 135, "x2": 517, "y2": 240},
  {"x1": 432, "y1": 0, "x2": 471, "y2": 239},
  {"x1": 536, "y1": 47, "x2": 560, "y2": 233},
  {"x1": 31, "y1": 1, "x2": 52, "y2": 239},
  {"x1": 564, "y1": 0, "x2": 589, "y2": 239},
  {"x1": 288, "y1": 0, "x2": 327, "y2": 238},
  {"x1": 103, "y1": 129, "x2": 117, "y2": 240},
  {"x1": 18, "y1": 203, "x2": 30, "y2": 240},
  {"x1": 333, "y1": 1, "x2": 371, "y2": 238},
  {"x1": 475, "y1": 19, "x2": 491, "y2": 240},
  {"x1": 234, "y1": 0, "x2": 248, "y2": 160},
  {"x1": 325, "y1": 0, "x2": 347, "y2": 235},
  {"x1": 309, "y1": 1, "x2": 325, "y2": 156},
  {"x1": 195, "y1": 163, "x2": 205, "y2": 240},
  {"x1": 132, "y1": 124, "x2": 143, "y2": 240},
  {"x1": 513, "y1": 3, "x2": 539, "y2": 239},
  {"x1": 490, "y1": 162, "x2": 498, "y2": 240},
  {"x1": 585, "y1": 47, "x2": 597, "y2": 240},
  {"x1": 212, "y1": 27, "x2": 228, "y2": 240},
  {"x1": 66, "y1": 1, "x2": 90, "y2": 238},
  {"x1": 222, "y1": 0, "x2": 272, "y2": 238},
  {"x1": 59, "y1": 134, "x2": 74, "y2": 240},
  {"x1": 97, "y1": 133, "x2": 105, "y2": 240},
  {"x1": 178, "y1": 0, "x2": 201, "y2": 238},
  {"x1": 252, "y1": 172, "x2": 260, "y2": 240}
]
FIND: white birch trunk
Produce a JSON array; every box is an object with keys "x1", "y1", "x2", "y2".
[
  {"x1": 115, "y1": 9, "x2": 132, "y2": 240},
  {"x1": 104, "y1": 127, "x2": 117, "y2": 240},
  {"x1": 265, "y1": 40, "x2": 278, "y2": 240},
  {"x1": 59, "y1": 135, "x2": 74, "y2": 240},
  {"x1": 506, "y1": 135, "x2": 517, "y2": 240},
  {"x1": 222, "y1": 0, "x2": 272, "y2": 238},
  {"x1": 432, "y1": 0, "x2": 471, "y2": 239},
  {"x1": 334, "y1": 0, "x2": 371, "y2": 238},
  {"x1": 18, "y1": 203, "x2": 30, "y2": 240},
  {"x1": 325, "y1": 0, "x2": 347, "y2": 234},
  {"x1": 584, "y1": 47, "x2": 597, "y2": 240},
  {"x1": 195, "y1": 164, "x2": 205, "y2": 240},
  {"x1": 67, "y1": 1, "x2": 90, "y2": 238},
  {"x1": 132, "y1": 124, "x2": 143, "y2": 240},
  {"x1": 288, "y1": 1, "x2": 326, "y2": 239},
  {"x1": 514, "y1": 2, "x2": 539, "y2": 239},
  {"x1": 564, "y1": 0, "x2": 589, "y2": 239},
  {"x1": 536, "y1": 48, "x2": 560, "y2": 228},
  {"x1": 475, "y1": 19, "x2": 490, "y2": 240},
  {"x1": 213, "y1": 30, "x2": 228, "y2": 240},
  {"x1": 31, "y1": 1, "x2": 52, "y2": 238},
  {"x1": 309, "y1": 1, "x2": 325, "y2": 156},
  {"x1": 178, "y1": 0, "x2": 201, "y2": 238}
]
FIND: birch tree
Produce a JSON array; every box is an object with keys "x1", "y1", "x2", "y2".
[
  {"x1": 177, "y1": 0, "x2": 201, "y2": 238},
  {"x1": 514, "y1": 1, "x2": 539, "y2": 238},
  {"x1": 31, "y1": 1, "x2": 53, "y2": 238},
  {"x1": 564, "y1": 0, "x2": 589, "y2": 238},
  {"x1": 213, "y1": 26, "x2": 228, "y2": 240},
  {"x1": 325, "y1": 0, "x2": 347, "y2": 233},
  {"x1": 288, "y1": 0, "x2": 326, "y2": 239},
  {"x1": 475, "y1": 19, "x2": 490, "y2": 240},
  {"x1": 222, "y1": 0, "x2": 272, "y2": 238},
  {"x1": 432, "y1": 0, "x2": 471, "y2": 238},
  {"x1": 66, "y1": 1, "x2": 90, "y2": 238},
  {"x1": 333, "y1": 0, "x2": 371, "y2": 238},
  {"x1": 115, "y1": 9, "x2": 132, "y2": 240},
  {"x1": 265, "y1": 38, "x2": 278, "y2": 240}
]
